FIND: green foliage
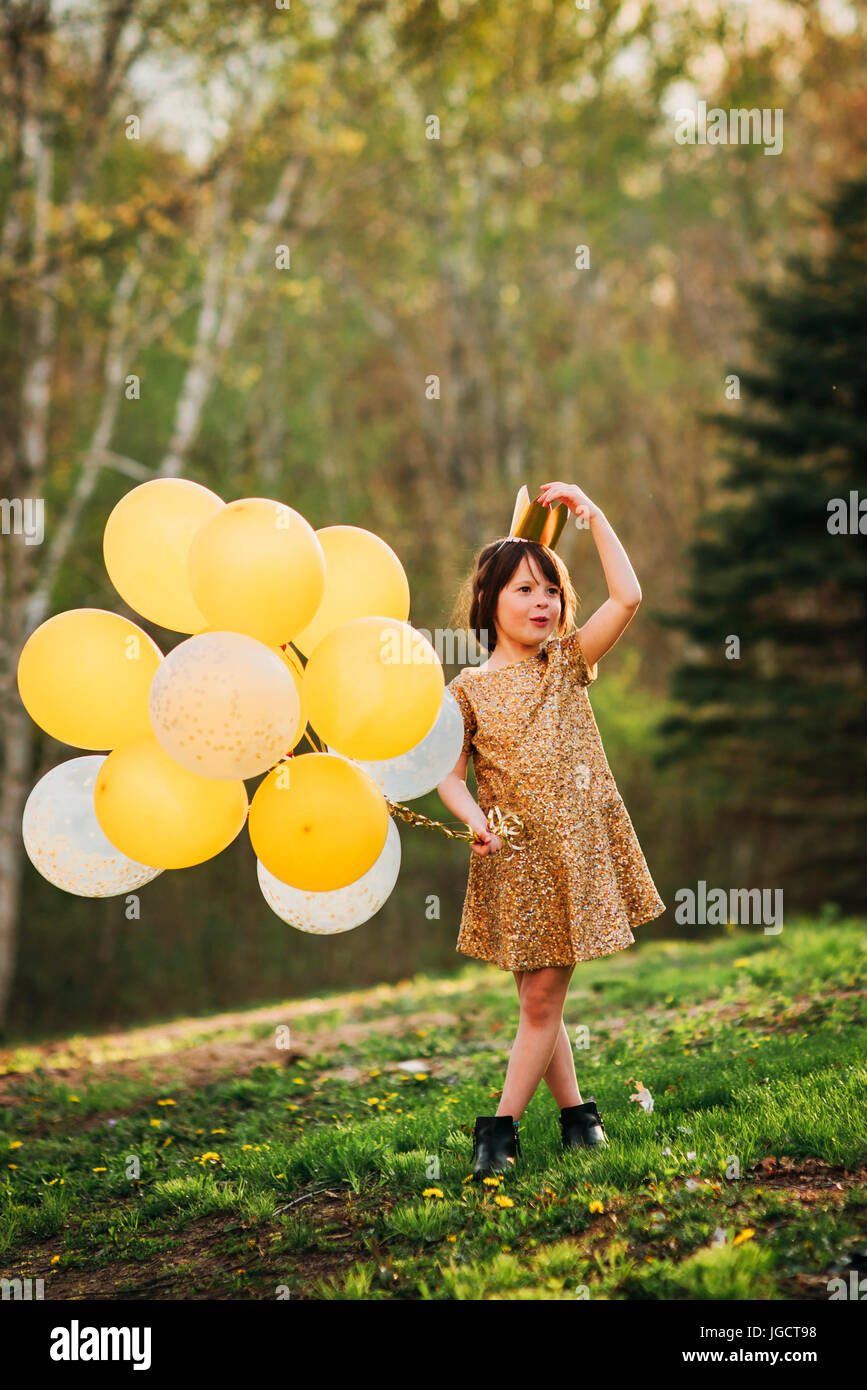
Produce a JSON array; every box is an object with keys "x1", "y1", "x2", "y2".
[{"x1": 654, "y1": 177, "x2": 867, "y2": 910}]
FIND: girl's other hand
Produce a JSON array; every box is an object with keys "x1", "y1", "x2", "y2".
[{"x1": 471, "y1": 829, "x2": 504, "y2": 856}]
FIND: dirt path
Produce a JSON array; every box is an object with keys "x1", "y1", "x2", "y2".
[{"x1": 0, "y1": 1001, "x2": 465, "y2": 1102}]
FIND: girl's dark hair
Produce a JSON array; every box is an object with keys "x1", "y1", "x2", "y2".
[{"x1": 449, "y1": 538, "x2": 579, "y2": 654}]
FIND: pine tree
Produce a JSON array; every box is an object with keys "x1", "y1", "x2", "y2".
[{"x1": 653, "y1": 175, "x2": 867, "y2": 911}]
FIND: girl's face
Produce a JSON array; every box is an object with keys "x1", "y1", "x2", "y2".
[{"x1": 494, "y1": 554, "x2": 561, "y2": 645}]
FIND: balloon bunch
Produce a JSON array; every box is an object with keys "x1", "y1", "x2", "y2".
[{"x1": 16, "y1": 478, "x2": 510, "y2": 936}]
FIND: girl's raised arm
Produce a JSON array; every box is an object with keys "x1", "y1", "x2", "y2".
[{"x1": 535, "y1": 482, "x2": 642, "y2": 674}]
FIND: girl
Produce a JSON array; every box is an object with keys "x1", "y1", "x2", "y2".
[{"x1": 436, "y1": 481, "x2": 666, "y2": 1179}]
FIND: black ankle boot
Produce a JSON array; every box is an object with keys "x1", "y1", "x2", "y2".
[
  {"x1": 560, "y1": 1100, "x2": 609, "y2": 1149},
  {"x1": 471, "y1": 1115, "x2": 521, "y2": 1179}
]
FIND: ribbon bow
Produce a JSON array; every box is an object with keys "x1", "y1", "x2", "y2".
[{"x1": 385, "y1": 798, "x2": 527, "y2": 860}]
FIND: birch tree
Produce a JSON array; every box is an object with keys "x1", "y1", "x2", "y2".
[{"x1": 0, "y1": 0, "x2": 387, "y2": 1031}]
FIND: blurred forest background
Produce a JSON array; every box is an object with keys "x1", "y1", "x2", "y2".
[{"x1": 1, "y1": 0, "x2": 865, "y2": 1041}]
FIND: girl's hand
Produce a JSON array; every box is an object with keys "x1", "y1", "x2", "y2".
[
  {"x1": 535, "y1": 482, "x2": 601, "y2": 525},
  {"x1": 471, "y1": 829, "x2": 504, "y2": 856}
]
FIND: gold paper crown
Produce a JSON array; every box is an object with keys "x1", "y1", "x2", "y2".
[{"x1": 504, "y1": 484, "x2": 569, "y2": 551}]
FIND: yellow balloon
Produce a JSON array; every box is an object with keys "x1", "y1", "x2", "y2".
[
  {"x1": 291, "y1": 526, "x2": 410, "y2": 656},
  {"x1": 302, "y1": 617, "x2": 444, "y2": 761},
  {"x1": 248, "y1": 752, "x2": 388, "y2": 891},
  {"x1": 93, "y1": 733, "x2": 248, "y2": 869},
  {"x1": 17, "y1": 609, "x2": 163, "y2": 750},
  {"x1": 103, "y1": 477, "x2": 225, "y2": 632},
  {"x1": 186, "y1": 498, "x2": 326, "y2": 646}
]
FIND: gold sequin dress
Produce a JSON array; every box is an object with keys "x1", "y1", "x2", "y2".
[{"x1": 447, "y1": 628, "x2": 666, "y2": 972}]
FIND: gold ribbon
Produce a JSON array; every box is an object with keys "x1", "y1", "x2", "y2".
[{"x1": 385, "y1": 798, "x2": 527, "y2": 860}]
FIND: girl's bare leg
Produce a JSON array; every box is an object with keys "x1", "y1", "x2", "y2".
[
  {"x1": 541, "y1": 1019, "x2": 583, "y2": 1110},
  {"x1": 513, "y1": 970, "x2": 582, "y2": 1108},
  {"x1": 495, "y1": 966, "x2": 577, "y2": 1120}
]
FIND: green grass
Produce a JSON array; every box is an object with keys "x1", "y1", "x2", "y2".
[{"x1": 0, "y1": 913, "x2": 865, "y2": 1300}]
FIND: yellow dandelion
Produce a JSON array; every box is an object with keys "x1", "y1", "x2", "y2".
[
  {"x1": 242, "y1": 1144, "x2": 253, "y2": 1151},
  {"x1": 733, "y1": 958, "x2": 750, "y2": 967},
  {"x1": 494, "y1": 1195, "x2": 514, "y2": 1208},
  {"x1": 7, "y1": 1164, "x2": 17, "y2": 1170},
  {"x1": 422, "y1": 1187, "x2": 444, "y2": 1199},
  {"x1": 149, "y1": 1119, "x2": 162, "y2": 1128},
  {"x1": 369, "y1": 1069, "x2": 381, "y2": 1078},
  {"x1": 68, "y1": 1095, "x2": 80, "y2": 1103},
  {"x1": 415, "y1": 1030, "x2": 427, "y2": 1037},
  {"x1": 446, "y1": 1235, "x2": 457, "y2": 1242},
  {"x1": 8, "y1": 1141, "x2": 23, "y2": 1150},
  {"x1": 366, "y1": 1097, "x2": 380, "y2": 1105},
  {"x1": 733, "y1": 1228, "x2": 755, "y2": 1246},
  {"x1": 157, "y1": 1099, "x2": 176, "y2": 1106},
  {"x1": 589, "y1": 1200, "x2": 605, "y2": 1214},
  {"x1": 482, "y1": 1175, "x2": 501, "y2": 1187},
  {"x1": 162, "y1": 1138, "x2": 172, "y2": 1148},
  {"x1": 92, "y1": 1167, "x2": 107, "y2": 1173},
  {"x1": 413, "y1": 1074, "x2": 428, "y2": 1082},
  {"x1": 50, "y1": 1255, "x2": 60, "y2": 1265}
]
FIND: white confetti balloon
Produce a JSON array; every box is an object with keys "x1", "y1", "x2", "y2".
[
  {"x1": 335, "y1": 690, "x2": 464, "y2": 801},
  {"x1": 149, "y1": 630, "x2": 300, "y2": 779},
  {"x1": 257, "y1": 814, "x2": 401, "y2": 934},
  {"x1": 23, "y1": 756, "x2": 163, "y2": 897}
]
